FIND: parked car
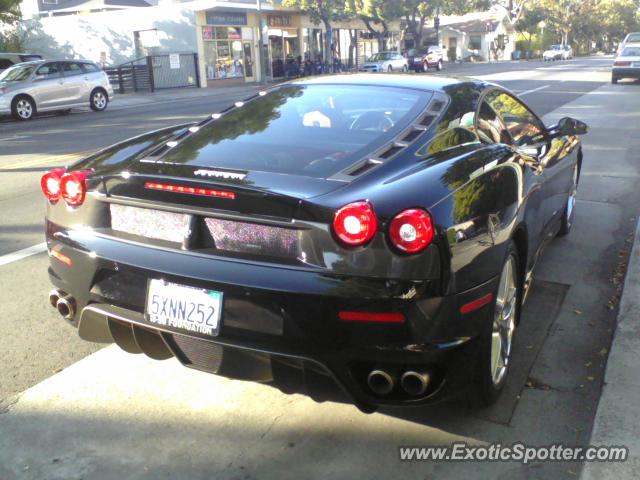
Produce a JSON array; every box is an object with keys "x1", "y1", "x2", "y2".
[
  {"x1": 543, "y1": 44, "x2": 572, "y2": 61},
  {"x1": 42, "y1": 74, "x2": 587, "y2": 413},
  {"x1": 616, "y1": 32, "x2": 640, "y2": 56},
  {"x1": 0, "y1": 52, "x2": 43, "y2": 73},
  {"x1": 360, "y1": 52, "x2": 408, "y2": 72},
  {"x1": 410, "y1": 46, "x2": 444, "y2": 72},
  {"x1": 612, "y1": 45, "x2": 640, "y2": 83},
  {"x1": 0, "y1": 59, "x2": 113, "y2": 121}
]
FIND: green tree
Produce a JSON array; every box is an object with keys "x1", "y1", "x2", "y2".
[
  {"x1": 516, "y1": 4, "x2": 546, "y2": 55},
  {"x1": 0, "y1": 0, "x2": 21, "y2": 51}
]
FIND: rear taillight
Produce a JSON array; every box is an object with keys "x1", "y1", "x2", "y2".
[
  {"x1": 388, "y1": 208, "x2": 434, "y2": 254},
  {"x1": 338, "y1": 311, "x2": 405, "y2": 323},
  {"x1": 614, "y1": 61, "x2": 631, "y2": 66},
  {"x1": 333, "y1": 201, "x2": 378, "y2": 247},
  {"x1": 60, "y1": 170, "x2": 91, "y2": 207},
  {"x1": 40, "y1": 168, "x2": 65, "y2": 204}
]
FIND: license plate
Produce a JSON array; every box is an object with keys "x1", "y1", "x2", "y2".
[{"x1": 145, "y1": 279, "x2": 223, "y2": 337}]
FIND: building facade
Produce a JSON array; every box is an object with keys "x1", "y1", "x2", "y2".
[
  {"x1": 421, "y1": 10, "x2": 516, "y2": 62},
  {"x1": 194, "y1": 3, "x2": 402, "y2": 86}
]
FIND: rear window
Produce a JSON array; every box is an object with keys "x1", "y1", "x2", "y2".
[
  {"x1": 626, "y1": 33, "x2": 640, "y2": 42},
  {"x1": 622, "y1": 47, "x2": 640, "y2": 56},
  {"x1": 163, "y1": 84, "x2": 431, "y2": 178}
]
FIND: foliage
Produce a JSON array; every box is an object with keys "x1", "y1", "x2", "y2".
[
  {"x1": 533, "y1": 0, "x2": 640, "y2": 52},
  {"x1": 281, "y1": 0, "x2": 348, "y2": 28},
  {"x1": 515, "y1": 4, "x2": 546, "y2": 53},
  {"x1": 0, "y1": 0, "x2": 20, "y2": 51}
]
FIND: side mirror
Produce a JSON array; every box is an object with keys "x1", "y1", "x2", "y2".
[{"x1": 549, "y1": 117, "x2": 588, "y2": 138}]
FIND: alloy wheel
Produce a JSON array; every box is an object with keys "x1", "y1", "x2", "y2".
[
  {"x1": 93, "y1": 92, "x2": 107, "y2": 110},
  {"x1": 16, "y1": 99, "x2": 33, "y2": 120},
  {"x1": 490, "y1": 255, "x2": 518, "y2": 385}
]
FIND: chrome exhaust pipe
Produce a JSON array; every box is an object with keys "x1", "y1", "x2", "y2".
[
  {"x1": 56, "y1": 295, "x2": 76, "y2": 320},
  {"x1": 367, "y1": 369, "x2": 396, "y2": 396},
  {"x1": 400, "y1": 370, "x2": 431, "y2": 396},
  {"x1": 48, "y1": 289, "x2": 65, "y2": 309}
]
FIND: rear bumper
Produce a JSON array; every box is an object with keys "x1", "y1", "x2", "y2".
[
  {"x1": 612, "y1": 67, "x2": 640, "y2": 78},
  {"x1": 47, "y1": 222, "x2": 499, "y2": 411}
]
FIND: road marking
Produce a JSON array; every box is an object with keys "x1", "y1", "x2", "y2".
[
  {"x1": 519, "y1": 85, "x2": 550, "y2": 96},
  {"x1": 0, "y1": 135, "x2": 30, "y2": 142},
  {"x1": 0, "y1": 242, "x2": 47, "y2": 267},
  {"x1": 0, "y1": 151, "x2": 93, "y2": 171}
]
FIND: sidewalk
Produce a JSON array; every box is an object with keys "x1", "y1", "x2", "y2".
[
  {"x1": 108, "y1": 83, "x2": 265, "y2": 111},
  {"x1": 582, "y1": 218, "x2": 640, "y2": 479}
]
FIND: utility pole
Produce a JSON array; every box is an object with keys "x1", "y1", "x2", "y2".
[
  {"x1": 257, "y1": 0, "x2": 268, "y2": 83},
  {"x1": 434, "y1": 1, "x2": 441, "y2": 47}
]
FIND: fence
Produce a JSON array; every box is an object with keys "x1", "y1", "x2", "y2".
[{"x1": 105, "y1": 53, "x2": 200, "y2": 94}]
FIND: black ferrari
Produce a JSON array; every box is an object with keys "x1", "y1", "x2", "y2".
[{"x1": 42, "y1": 74, "x2": 587, "y2": 413}]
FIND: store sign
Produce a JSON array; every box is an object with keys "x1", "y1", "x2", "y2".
[
  {"x1": 205, "y1": 10, "x2": 247, "y2": 26},
  {"x1": 267, "y1": 14, "x2": 292, "y2": 27}
]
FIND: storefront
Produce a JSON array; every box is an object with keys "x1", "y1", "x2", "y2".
[
  {"x1": 265, "y1": 13, "x2": 301, "y2": 78},
  {"x1": 194, "y1": 6, "x2": 402, "y2": 86},
  {"x1": 197, "y1": 10, "x2": 257, "y2": 86}
]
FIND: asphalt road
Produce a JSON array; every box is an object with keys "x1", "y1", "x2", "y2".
[
  {"x1": 0, "y1": 54, "x2": 614, "y2": 405},
  {"x1": 1, "y1": 56, "x2": 638, "y2": 479}
]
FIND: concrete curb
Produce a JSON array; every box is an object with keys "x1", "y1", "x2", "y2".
[{"x1": 582, "y1": 218, "x2": 640, "y2": 479}]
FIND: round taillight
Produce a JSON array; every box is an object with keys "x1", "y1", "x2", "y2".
[
  {"x1": 60, "y1": 170, "x2": 91, "y2": 207},
  {"x1": 333, "y1": 201, "x2": 378, "y2": 247},
  {"x1": 41, "y1": 168, "x2": 65, "y2": 204},
  {"x1": 389, "y1": 208, "x2": 434, "y2": 254}
]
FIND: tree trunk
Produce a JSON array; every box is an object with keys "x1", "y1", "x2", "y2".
[{"x1": 322, "y1": 17, "x2": 332, "y2": 72}]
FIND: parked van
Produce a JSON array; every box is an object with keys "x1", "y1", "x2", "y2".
[{"x1": 0, "y1": 53, "x2": 44, "y2": 73}]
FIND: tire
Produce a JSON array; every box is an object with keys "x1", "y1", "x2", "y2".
[
  {"x1": 387, "y1": 65, "x2": 393, "y2": 72},
  {"x1": 422, "y1": 62, "x2": 428, "y2": 72},
  {"x1": 11, "y1": 96, "x2": 36, "y2": 121},
  {"x1": 472, "y1": 241, "x2": 521, "y2": 407},
  {"x1": 437, "y1": 60, "x2": 443, "y2": 71},
  {"x1": 58, "y1": 109, "x2": 72, "y2": 116},
  {"x1": 90, "y1": 89, "x2": 108, "y2": 112},
  {"x1": 557, "y1": 163, "x2": 579, "y2": 236},
  {"x1": 402, "y1": 65, "x2": 408, "y2": 72},
  {"x1": 612, "y1": 76, "x2": 618, "y2": 84}
]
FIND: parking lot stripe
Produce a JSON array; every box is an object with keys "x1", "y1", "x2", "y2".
[{"x1": 0, "y1": 243, "x2": 47, "y2": 267}]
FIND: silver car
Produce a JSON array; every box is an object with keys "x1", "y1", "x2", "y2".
[
  {"x1": 0, "y1": 60, "x2": 114, "y2": 121},
  {"x1": 612, "y1": 44, "x2": 640, "y2": 83},
  {"x1": 360, "y1": 52, "x2": 408, "y2": 73}
]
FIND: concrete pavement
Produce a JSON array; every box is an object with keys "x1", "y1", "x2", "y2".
[
  {"x1": 582, "y1": 219, "x2": 640, "y2": 479},
  {"x1": 2, "y1": 57, "x2": 639, "y2": 479}
]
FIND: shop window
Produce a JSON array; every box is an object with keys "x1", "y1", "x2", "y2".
[
  {"x1": 470, "y1": 35, "x2": 482, "y2": 51},
  {"x1": 203, "y1": 26, "x2": 245, "y2": 80}
]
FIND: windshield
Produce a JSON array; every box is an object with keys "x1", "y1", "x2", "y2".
[
  {"x1": 0, "y1": 65, "x2": 35, "y2": 82},
  {"x1": 368, "y1": 53, "x2": 393, "y2": 62},
  {"x1": 161, "y1": 84, "x2": 432, "y2": 178},
  {"x1": 622, "y1": 47, "x2": 640, "y2": 56},
  {"x1": 550, "y1": 45, "x2": 562, "y2": 50}
]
